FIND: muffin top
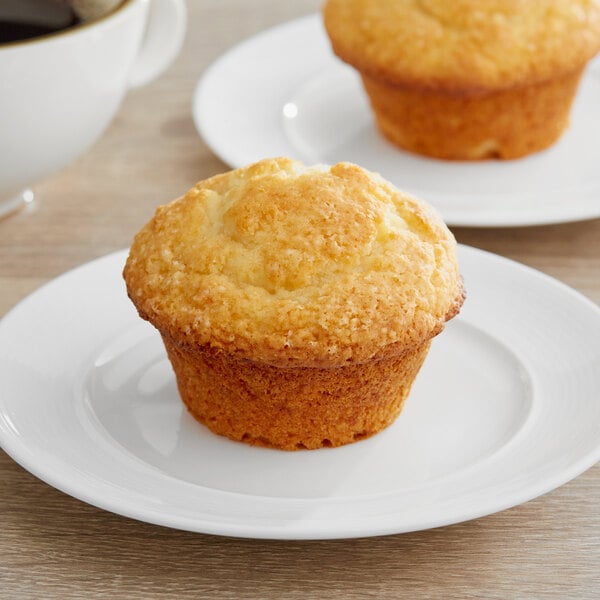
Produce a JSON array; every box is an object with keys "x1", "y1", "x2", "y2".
[
  {"x1": 323, "y1": 0, "x2": 600, "y2": 91},
  {"x1": 124, "y1": 158, "x2": 463, "y2": 367}
]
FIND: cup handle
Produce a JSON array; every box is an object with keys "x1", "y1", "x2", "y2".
[{"x1": 128, "y1": 0, "x2": 187, "y2": 88}]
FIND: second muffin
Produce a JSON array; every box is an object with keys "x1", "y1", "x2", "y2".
[
  {"x1": 123, "y1": 158, "x2": 464, "y2": 450},
  {"x1": 323, "y1": 0, "x2": 600, "y2": 160}
]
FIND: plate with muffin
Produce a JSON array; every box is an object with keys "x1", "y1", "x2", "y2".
[
  {"x1": 1, "y1": 159, "x2": 599, "y2": 539},
  {"x1": 194, "y1": 3, "x2": 600, "y2": 227}
]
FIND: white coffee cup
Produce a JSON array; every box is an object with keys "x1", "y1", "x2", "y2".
[{"x1": 0, "y1": 0, "x2": 187, "y2": 217}]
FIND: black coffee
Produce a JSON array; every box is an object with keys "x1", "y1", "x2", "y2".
[{"x1": 0, "y1": 0, "x2": 81, "y2": 44}]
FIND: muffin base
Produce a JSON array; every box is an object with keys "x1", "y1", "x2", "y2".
[
  {"x1": 361, "y1": 68, "x2": 584, "y2": 160},
  {"x1": 162, "y1": 335, "x2": 432, "y2": 451}
]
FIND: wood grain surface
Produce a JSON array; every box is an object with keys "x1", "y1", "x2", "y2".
[{"x1": 1, "y1": 1, "x2": 599, "y2": 598}]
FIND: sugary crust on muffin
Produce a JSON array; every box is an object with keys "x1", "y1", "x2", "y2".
[
  {"x1": 323, "y1": 0, "x2": 600, "y2": 92},
  {"x1": 123, "y1": 158, "x2": 462, "y2": 367}
]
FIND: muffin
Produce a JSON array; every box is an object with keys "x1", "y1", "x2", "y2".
[
  {"x1": 323, "y1": 0, "x2": 600, "y2": 160},
  {"x1": 123, "y1": 158, "x2": 464, "y2": 450}
]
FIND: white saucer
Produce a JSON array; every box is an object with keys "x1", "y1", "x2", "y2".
[
  {"x1": 1, "y1": 247, "x2": 599, "y2": 539},
  {"x1": 193, "y1": 14, "x2": 600, "y2": 227}
]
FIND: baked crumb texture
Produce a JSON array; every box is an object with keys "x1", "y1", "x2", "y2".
[
  {"x1": 124, "y1": 158, "x2": 464, "y2": 449},
  {"x1": 324, "y1": 0, "x2": 600, "y2": 159},
  {"x1": 164, "y1": 335, "x2": 432, "y2": 450}
]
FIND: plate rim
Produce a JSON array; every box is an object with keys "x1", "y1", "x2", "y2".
[
  {"x1": 192, "y1": 12, "x2": 600, "y2": 228},
  {"x1": 1, "y1": 246, "x2": 599, "y2": 539}
]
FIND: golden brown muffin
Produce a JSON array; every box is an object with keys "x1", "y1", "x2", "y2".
[
  {"x1": 123, "y1": 158, "x2": 464, "y2": 450},
  {"x1": 323, "y1": 0, "x2": 600, "y2": 160}
]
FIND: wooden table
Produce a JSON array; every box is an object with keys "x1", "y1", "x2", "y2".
[{"x1": 1, "y1": 1, "x2": 599, "y2": 597}]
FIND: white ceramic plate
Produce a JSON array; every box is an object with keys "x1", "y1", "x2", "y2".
[
  {"x1": 1, "y1": 247, "x2": 599, "y2": 540},
  {"x1": 193, "y1": 14, "x2": 600, "y2": 227}
]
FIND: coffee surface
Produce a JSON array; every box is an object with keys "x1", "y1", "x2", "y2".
[{"x1": 0, "y1": 0, "x2": 81, "y2": 44}]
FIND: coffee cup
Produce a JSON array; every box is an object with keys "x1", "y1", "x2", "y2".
[{"x1": 0, "y1": 0, "x2": 187, "y2": 217}]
